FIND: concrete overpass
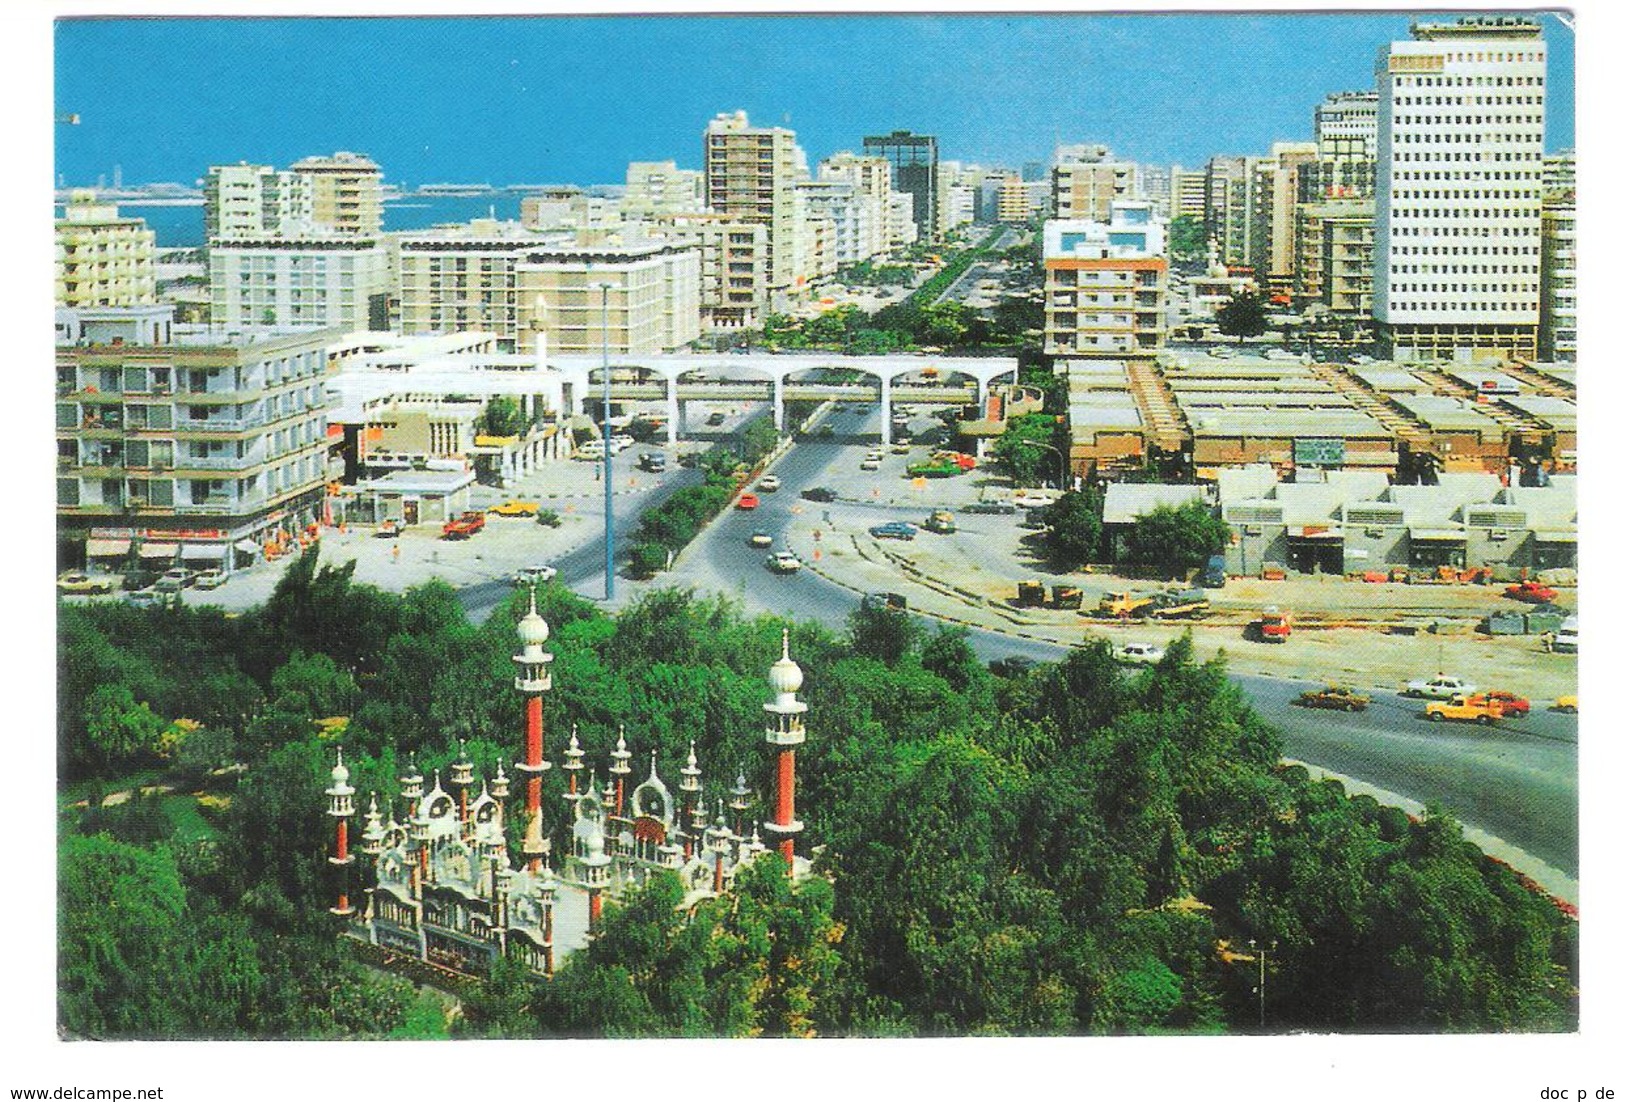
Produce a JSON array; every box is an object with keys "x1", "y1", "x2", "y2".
[{"x1": 550, "y1": 353, "x2": 1019, "y2": 445}]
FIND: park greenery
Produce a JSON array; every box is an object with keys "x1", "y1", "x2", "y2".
[
  {"x1": 58, "y1": 549, "x2": 1576, "y2": 1038},
  {"x1": 990, "y1": 412, "x2": 1066, "y2": 487},
  {"x1": 1168, "y1": 214, "x2": 1206, "y2": 263}
]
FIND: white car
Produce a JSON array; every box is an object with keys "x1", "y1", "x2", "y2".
[
  {"x1": 860, "y1": 452, "x2": 883, "y2": 471},
  {"x1": 757, "y1": 474, "x2": 782, "y2": 493},
  {"x1": 767, "y1": 551, "x2": 802, "y2": 574},
  {"x1": 609, "y1": 434, "x2": 635, "y2": 453},
  {"x1": 192, "y1": 569, "x2": 227, "y2": 590},
  {"x1": 514, "y1": 565, "x2": 558, "y2": 586},
  {"x1": 576, "y1": 441, "x2": 606, "y2": 460},
  {"x1": 1403, "y1": 675, "x2": 1479, "y2": 700},
  {"x1": 1115, "y1": 642, "x2": 1166, "y2": 665}
]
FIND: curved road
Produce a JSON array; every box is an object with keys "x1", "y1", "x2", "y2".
[{"x1": 459, "y1": 403, "x2": 1578, "y2": 888}]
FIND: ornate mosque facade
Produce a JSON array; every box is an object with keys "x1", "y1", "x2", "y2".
[{"x1": 322, "y1": 594, "x2": 813, "y2": 978}]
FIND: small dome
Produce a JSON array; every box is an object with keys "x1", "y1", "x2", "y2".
[
  {"x1": 517, "y1": 606, "x2": 550, "y2": 646},
  {"x1": 769, "y1": 629, "x2": 803, "y2": 695},
  {"x1": 331, "y1": 748, "x2": 350, "y2": 785}
]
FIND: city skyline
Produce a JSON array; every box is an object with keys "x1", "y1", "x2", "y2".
[{"x1": 54, "y1": 11, "x2": 1574, "y2": 189}]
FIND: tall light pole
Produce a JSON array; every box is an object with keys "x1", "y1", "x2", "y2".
[{"x1": 598, "y1": 281, "x2": 615, "y2": 601}]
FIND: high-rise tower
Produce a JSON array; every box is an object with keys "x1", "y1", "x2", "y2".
[{"x1": 1373, "y1": 17, "x2": 1546, "y2": 361}]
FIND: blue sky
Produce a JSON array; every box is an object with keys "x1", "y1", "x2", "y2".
[{"x1": 53, "y1": 12, "x2": 1575, "y2": 188}]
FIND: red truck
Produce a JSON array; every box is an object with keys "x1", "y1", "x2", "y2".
[
  {"x1": 1504, "y1": 581, "x2": 1557, "y2": 604},
  {"x1": 1249, "y1": 607, "x2": 1292, "y2": 643},
  {"x1": 442, "y1": 511, "x2": 486, "y2": 540}
]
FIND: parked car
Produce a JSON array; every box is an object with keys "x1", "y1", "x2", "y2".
[
  {"x1": 1552, "y1": 695, "x2": 1578, "y2": 714},
  {"x1": 1115, "y1": 642, "x2": 1166, "y2": 665},
  {"x1": 870, "y1": 521, "x2": 918, "y2": 541},
  {"x1": 923, "y1": 509, "x2": 957, "y2": 534},
  {"x1": 125, "y1": 588, "x2": 165, "y2": 609},
  {"x1": 1404, "y1": 674, "x2": 1479, "y2": 700},
  {"x1": 735, "y1": 493, "x2": 760, "y2": 510},
  {"x1": 637, "y1": 452, "x2": 668, "y2": 473},
  {"x1": 514, "y1": 565, "x2": 558, "y2": 586},
  {"x1": 1466, "y1": 690, "x2": 1530, "y2": 717},
  {"x1": 1552, "y1": 617, "x2": 1578, "y2": 654},
  {"x1": 489, "y1": 499, "x2": 540, "y2": 517},
  {"x1": 576, "y1": 440, "x2": 606, "y2": 460},
  {"x1": 801, "y1": 486, "x2": 837, "y2": 503},
  {"x1": 1425, "y1": 694, "x2": 1503, "y2": 725},
  {"x1": 767, "y1": 551, "x2": 803, "y2": 574},
  {"x1": 442, "y1": 511, "x2": 486, "y2": 539},
  {"x1": 748, "y1": 531, "x2": 774, "y2": 548},
  {"x1": 860, "y1": 452, "x2": 883, "y2": 471},
  {"x1": 757, "y1": 474, "x2": 781, "y2": 493},
  {"x1": 1294, "y1": 685, "x2": 1371, "y2": 712},
  {"x1": 1504, "y1": 581, "x2": 1557, "y2": 604},
  {"x1": 890, "y1": 439, "x2": 912, "y2": 453},
  {"x1": 192, "y1": 569, "x2": 227, "y2": 590},
  {"x1": 609, "y1": 434, "x2": 635, "y2": 453},
  {"x1": 57, "y1": 572, "x2": 116, "y2": 595},
  {"x1": 155, "y1": 568, "x2": 193, "y2": 593},
  {"x1": 375, "y1": 519, "x2": 403, "y2": 538},
  {"x1": 964, "y1": 500, "x2": 1017, "y2": 515}
]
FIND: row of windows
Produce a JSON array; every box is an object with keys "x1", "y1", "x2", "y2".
[
  {"x1": 1389, "y1": 244, "x2": 1539, "y2": 257},
  {"x1": 1392, "y1": 151, "x2": 1541, "y2": 163},
  {"x1": 1391, "y1": 264, "x2": 1537, "y2": 275},
  {"x1": 1439, "y1": 50, "x2": 1542, "y2": 63},
  {"x1": 1394, "y1": 131, "x2": 1540, "y2": 144},
  {"x1": 1394, "y1": 94, "x2": 1542, "y2": 106},
  {"x1": 1389, "y1": 225, "x2": 1538, "y2": 237},
  {"x1": 1391, "y1": 208, "x2": 1536, "y2": 221},
  {"x1": 1395, "y1": 75, "x2": 1544, "y2": 87},
  {"x1": 1393, "y1": 189, "x2": 1536, "y2": 200},
  {"x1": 1387, "y1": 302, "x2": 1535, "y2": 313},
  {"x1": 1395, "y1": 113, "x2": 1540, "y2": 126},
  {"x1": 1390, "y1": 283, "x2": 1535, "y2": 293}
]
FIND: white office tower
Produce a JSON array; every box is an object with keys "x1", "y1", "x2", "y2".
[{"x1": 1373, "y1": 17, "x2": 1546, "y2": 361}]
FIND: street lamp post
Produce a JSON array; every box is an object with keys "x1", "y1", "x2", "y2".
[{"x1": 599, "y1": 282, "x2": 615, "y2": 602}]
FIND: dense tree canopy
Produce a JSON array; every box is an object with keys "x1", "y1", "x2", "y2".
[
  {"x1": 1216, "y1": 290, "x2": 1269, "y2": 338},
  {"x1": 1121, "y1": 501, "x2": 1232, "y2": 577},
  {"x1": 58, "y1": 548, "x2": 1576, "y2": 1038}
]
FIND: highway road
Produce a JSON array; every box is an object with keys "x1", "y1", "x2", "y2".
[{"x1": 457, "y1": 401, "x2": 1578, "y2": 888}]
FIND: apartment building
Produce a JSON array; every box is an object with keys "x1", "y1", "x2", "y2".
[
  {"x1": 208, "y1": 237, "x2": 389, "y2": 331},
  {"x1": 705, "y1": 111, "x2": 807, "y2": 304},
  {"x1": 1539, "y1": 196, "x2": 1576, "y2": 362},
  {"x1": 394, "y1": 220, "x2": 545, "y2": 345},
  {"x1": 514, "y1": 242, "x2": 701, "y2": 355},
  {"x1": 57, "y1": 309, "x2": 340, "y2": 575},
  {"x1": 55, "y1": 191, "x2": 157, "y2": 308},
  {"x1": 862, "y1": 130, "x2": 939, "y2": 242},
  {"x1": 632, "y1": 212, "x2": 767, "y2": 331},
  {"x1": 1171, "y1": 167, "x2": 1208, "y2": 221},
  {"x1": 796, "y1": 179, "x2": 887, "y2": 269},
  {"x1": 1043, "y1": 201, "x2": 1168, "y2": 359},
  {"x1": 1542, "y1": 150, "x2": 1576, "y2": 199},
  {"x1": 1373, "y1": 17, "x2": 1547, "y2": 361},
  {"x1": 1050, "y1": 160, "x2": 1139, "y2": 222},
  {"x1": 204, "y1": 163, "x2": 315, "y2": 240},
  {"x1": 623, "y1": 161, "x2": 705, "y2": 215},
  {"x1": 291, "y1": 151, "x2": 384, "y2": 237},
  {"x1": 1294, "y1": 200, "x2": 1376, "y2": 317}
]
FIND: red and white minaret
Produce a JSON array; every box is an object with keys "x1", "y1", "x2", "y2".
[
  {"x1": 762, "y1": 630, "x2": 806, "y2": 872},
  {"x1": 513, "y1": 591, "x2": 554, "y2": 872},
  {"x1": 562, "y1": 725, "x2": 585, "y2": 809},
  {"x1": 609, "y1": 727, "x2": 632, "y2": 818},
  {"x1": 326, "y1": 747, "x2": 357, "y2": 916},
  {"x1": 679, "y1": 741, "x2": 702, "y2": 860}
]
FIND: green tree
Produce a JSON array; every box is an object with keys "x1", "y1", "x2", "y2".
[
  {"x1": 1043, "y1": 487, "x2": 1106, "y2": 566},
  {"x1": 1121, "y1": 501, "x2": 1230, "y2": 577},
  {"x1": 847, "y1": 603, "x2": 922, "y2": 666},
  {"x1": 1216, "y1": 290, "x2": 1269, "y2": 338},
  {"x1": 479, "y1": 395, "x2": 526, "y2": 437},
  {"x1": 991, "y1": 413, "x2": 1061, "y2": 487},
  {"x1": 1167, "y1": 215, "x2": 1205, "y2": 263},
  {"x1": 82, "y1": 683, "x2": 166, "y2": 772}
]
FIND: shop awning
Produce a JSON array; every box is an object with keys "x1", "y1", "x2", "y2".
[
  {"x1": 234, "y1": 538, "x2": 261, "y2": 555},
  {"x1": 181, "y1": 543, "x2": 227, "y2": 561},
  {"x1": 1409, "y1": 528, "x2": 1467, "y2": 542},
  {"x1": 86, "y1": 538, "x2": 130, "y2": 557},
  {"x1": 1532, "y1": 530, "x2": 1578, "y2": 544},
  {"x1": 139, "y1": 542, "x2": 179, "y2": 558}
]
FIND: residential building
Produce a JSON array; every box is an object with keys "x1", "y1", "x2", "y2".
[
  {"x1": 1139, "y1": 163, "x2": 1172, "y2": 219},
  {"x1": 1542, "y1": 149, "x2": 1576, "y2": 199},
  {"x1": 1171, "y1": 167, "x2": 1208, "y2": 221},
  {"x1": 862, "y1": 130, "x2": 939, "y2": 242},
  {"x1": 819, "y1": 153, "x2": 900, "y2": 248},
  {"x1": 204, "y1": 163, "x2": 315, "y2": 240},
  {"x1": 291, "y1": 151, "x2": 384, "y2": 237},
  {"x1": 887, "y1": 193, "x2": 919, "y2": 246},
  {"x1": 519, "y1": 188, "x2": 622, "y2": 233},
  {"x1": 623, "y1": 161, "x2": 705, "y2": 215},
  {"x1": 1259, "y1": 142, "x2": 1321, "y2": 289},
  {"x1": 1051, "y1": 159, "x2": 1139, "y2": 222},
  {"x1": 56, "y1": 191, "x2": 157, "y2": 308},
  {"x1": 940, "y1": 184, "x2": 977, "y2": 233},
  {"x1": 208, "y1": 237, "x2": 389, "y2": 331},
  {"x1": 705, "y1": 111, "x2": 807, "y2": 304},
  {"x1": 796, "y1": 178, "x2": 886, "y2": 269},
  {"x1": 393, "y1": 220, "x2": 552, "y2": 346},
  {"x1": 1373, "y1": 17, "x2": 1547, "y2": 361},
  {"x1": 1043, "y1": 200, "x2": 1168, "y2": 358},
  {"x1": 1294, "y1": 200, "x2": 1376, "y2": 317},
  {"x1": 1539, "y1": 196, "x2": 1576, "y2": 362},
  {"x1": 633, "y1": 212, "x2": 768, "y2": 331},
  {"x1": 57, "y1": 311, "x2": 340, "y2": 576},
  {"x1": 514, "y1": 242, "x2": 702, "y2": 355}
]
